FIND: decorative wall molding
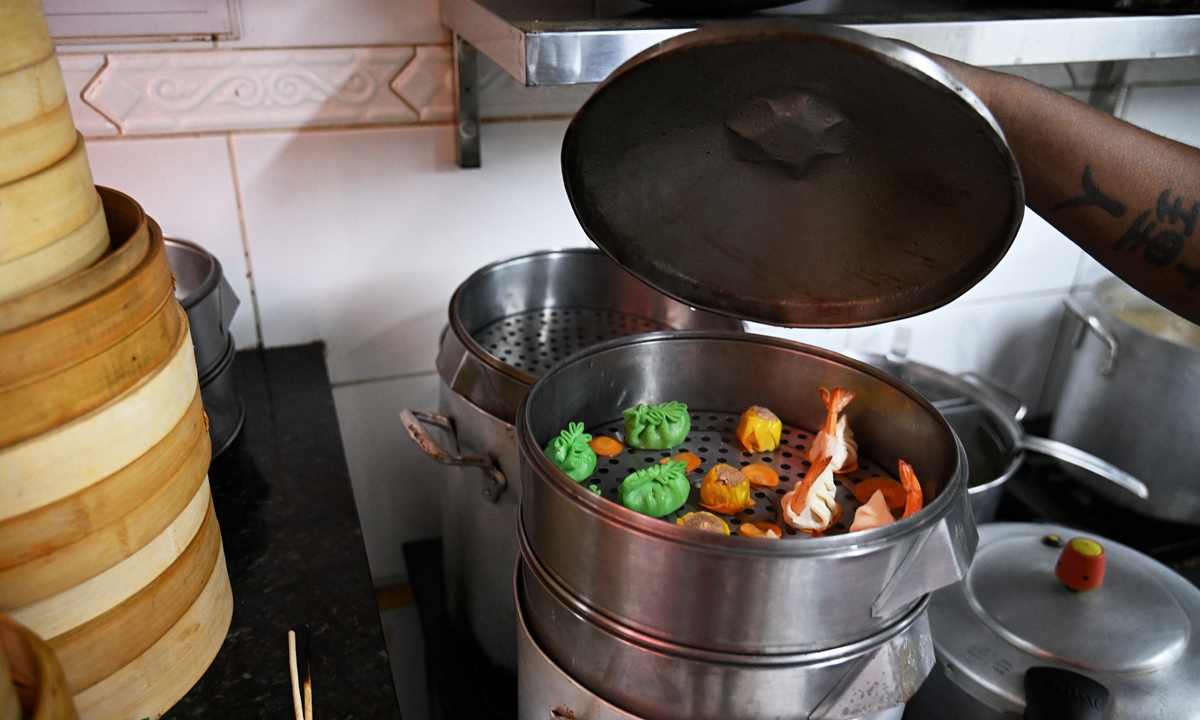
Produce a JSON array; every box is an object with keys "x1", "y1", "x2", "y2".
[
  {"x1": 390, "y1": 45, "x2": 453, "y2": 122},
  {"x1": 58, "y1": 54, "x2": 118, "y2": 136},
  {"x1": 81, "y1": 47, "x2": 426, "y2": 134}
]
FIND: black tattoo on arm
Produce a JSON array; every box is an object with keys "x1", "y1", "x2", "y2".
[
  {"x1": 1051, "y1": 165, "x2": 1127, "y2": 217},
  {"x1": 1112, "y1": 187, "x2": 1200, "y2": 287}
]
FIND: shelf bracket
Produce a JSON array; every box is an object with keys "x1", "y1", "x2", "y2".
[
  {"x1": 1086, "y1": 60, "x2": 1130, "y2": 116},
  {"x1": 454, "y1": 33, "x2": 481, "y2": 168}
]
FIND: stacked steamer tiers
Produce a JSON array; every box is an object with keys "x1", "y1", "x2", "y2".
[
  {"x1": 516, "y1": 333, "x2": 977, "y2": 720},
  {"x1": 0, "y1": 189, "x2": 232, "y2": 720},
  {"x1": 518, "y1": 12, "x2": 1033, "y2": 712},
  {"x1": 401, "y1": 249, "x2": 743, "y2": 672},
  {"x1": 1, "y1": 612, "x2": 78, "y2": 720},
  {"x1": 0, "y1": 0, "x2": 109, "y2": 302}
]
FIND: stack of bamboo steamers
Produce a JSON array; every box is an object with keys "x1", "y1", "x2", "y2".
[{"x1": 0, "y1": 1, "x2": 232, "y2": 718}]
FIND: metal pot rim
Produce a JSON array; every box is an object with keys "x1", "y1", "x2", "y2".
[
  {"x1": 448, "y1": 248, "x2": 629, "y2": 390},
  {"x1": 518, "y1": 329, "x2": 969, "y2": 555},
  {"x1": 164, "y1": 237, "x2": 221, "y2": 311},
  {"x1": 518, "y1": 521, "x2": 931, "y2": 666},
  {"x1": 1089, "y1": 277, "x2": 1200, "y2": 353}
]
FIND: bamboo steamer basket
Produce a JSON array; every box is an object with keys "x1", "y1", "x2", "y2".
[
  {"x1": 0, "y1": 321, "x2": 200, "y2": 522},
  {"x1": 0, "y1": 188, "x2": 146, "y2": 334},
  {"x1": 0, "y1": 136, "x2": 101, "y2": 264},
  {"x1": 73, "y1": 544, "x2": 230, "y2": 720},
  {"x1": 0, "y1": 199, "x2": 109, "y2": 304},
  {"x1": 0, "y1": 213, "x2": 170, "y2": 390},
  {"x1": 0, "y1": 53, "x2": 74, "y2": 187},
  {"x1": 0, "y1": 101, "x2": 76, "y2": 189},
  {"x1": 0, "y1": 634, "x2": 17, "y2": 720},
  {"x1": 0, "y1": 0, "x2": 54, "y2": 76},
  {"x1": 0, "y1": 614, "x2": 79, "y2": 720},
  {"x1": 0, "y1": 395, "x2": 208, "y2": 607},
  {"x1": 0, "y1": 298, "x2": 185, "y2": 447},
  {"x1": 6, "y1": 478, "x2": 211, "y2": 638},
  {"x1": 50, "y1": 498, "x2": 221, "y2": 694}
]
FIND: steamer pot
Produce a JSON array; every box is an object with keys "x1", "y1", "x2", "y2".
[
  {"x1": 402, "y1": 249, "x2": 742, "y2": 672},
  {"x1": 519, "y1": 537, "x2": 930, "y2": 720},
  {"x1": 518, "y1": 331, "x2": 976, "y2": 654},
  {"x1": 905, "y1": 523, "x2": 1200, "y2": 719},
  {"x1": 164, "y1": 238, "x2": 239, "y2": 379},
  {"x1": 1052, "y1": 278, "x2": 1200, "y2": 524},
  {"x1": 853, "y1": 353, "x2": 1148, "y2": 522}
]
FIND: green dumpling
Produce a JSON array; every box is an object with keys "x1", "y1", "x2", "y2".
[
  {"x1": 545, "y1": 422, "x2": 597, "y2": 482},
  {"x1": 619, "y1": 460, "x2": 690, "y2": 518},
  {"x1": 622, "y1": 401, "x2": 690, "y2": 450}
]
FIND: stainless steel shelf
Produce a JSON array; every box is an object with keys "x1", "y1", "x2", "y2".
[
  {"x1": 442, "y1": 0, "x2": 1200, "y2": 165},
  {"x1": 443, "y1": 0, "x2": 1200, "y2": 85}
]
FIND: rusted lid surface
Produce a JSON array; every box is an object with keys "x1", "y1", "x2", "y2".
[{"x1": 562, "y1": 19, "x2": 1024, "y2": 327}]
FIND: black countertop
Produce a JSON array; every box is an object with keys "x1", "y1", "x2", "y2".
[{"x1": 164, "y1": 344, "x2": 401, "y2": 720}]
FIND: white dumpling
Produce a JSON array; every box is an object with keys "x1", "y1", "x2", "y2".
[
  {"x1": 850, "y1": 490, "x2": 896, "y2": 533},
  {"x1": 783, "y1": 462, "x2": 838, "y2": 532}
]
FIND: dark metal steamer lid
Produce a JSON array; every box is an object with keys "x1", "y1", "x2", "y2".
[
  {"x1": 927, "y1": 523, "x2": 1200, "y2": 717},
  {"x1": 562, "y1": 19, "x2": 1024, "y2": 327}
]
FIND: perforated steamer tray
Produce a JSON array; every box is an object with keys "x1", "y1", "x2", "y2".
[
  {"x1": 580, "y1": 410, "x2": 896, "y2": 537},
  {"x1": 473, "y1": 309, "x2": 668, "y2": 376}
]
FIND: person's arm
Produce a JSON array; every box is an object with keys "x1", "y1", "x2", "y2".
[{"x1": 926, "y1": 53, "x2": 1200, "y2": 325}]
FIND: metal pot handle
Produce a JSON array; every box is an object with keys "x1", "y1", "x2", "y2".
[
  {"x1": 1064, "y1": 298, "x2": 1119, "y2": 375},
  {"x1": 958, "y1": 371, "x2": 1028, "y2": 422},
  {"x1": 399, "y1": 409, "x2": 507, "y2": 502},
  {"x1": 1019, "y1": 435, "x2": 1149, "y2": 499}
]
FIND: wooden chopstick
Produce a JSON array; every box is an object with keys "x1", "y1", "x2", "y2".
[{"x1": 288, "y1": 630, "x2": 303, "y2": 720}]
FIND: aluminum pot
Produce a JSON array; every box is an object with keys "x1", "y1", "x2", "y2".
[
  {"x1": 198, "y1": 335, "x2": 244, "y2": 457},
  {"x1": 853, "y1": 353, "x2": 1148, "y2": 523},
  {"x1": 1052, "y1": 278, "x2": 1200, "y2": 524},
  {"x1": 518, "y1": 331, "x2": 977, "y2": 654},
  {"x1": 403, "y1": 250, "x2": 743, "y2": 672},
  {"x1": 164, "y1": 238, "x2": 239, "y2": 378},
  {"x1": 905, "y1": 523, "x2": 1200, "y2": 719},
  {"x1": 519, "y1": 530, "x2": 931, "y2": 720}
]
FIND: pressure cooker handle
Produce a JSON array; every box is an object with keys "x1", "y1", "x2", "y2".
[
  {"x1": 1019, "y1": 435, "x2": 1149, "y2": 499},
  {"x1": 1023, "y1": 666, "x2": 1109, "y2": 720},
  {"x1": 399, "y1": 409, "x2": 508, "y2": 502},
  {"x1": 1064, "y1": 298, "x2": 1119, "y2": 375}
]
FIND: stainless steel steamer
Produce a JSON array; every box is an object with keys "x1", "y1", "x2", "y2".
[
  {"x1": 519, "y1": 531, "x2": 932, "y2": 720},
  {"x1": 518, "y1": 332, "x2": 977, "y2": 654},
  {"x1": 403, "y1": 249, "x2": 741, "y2": 671}
]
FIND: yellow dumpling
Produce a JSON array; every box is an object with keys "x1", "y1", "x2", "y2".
[{"x1": 737, "y1": 405, "x2": 782, "y2": 452}]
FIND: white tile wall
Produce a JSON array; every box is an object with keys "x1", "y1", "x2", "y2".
[
  {"x1": 84, "y1": 135, "x2": 259, "y2": 349},
  {"x1": 232, "y1": 119, "x2": 591, "y2": 385},
  {"x1": 220, "y1": 0, "x2": 446, "y2": 49}
]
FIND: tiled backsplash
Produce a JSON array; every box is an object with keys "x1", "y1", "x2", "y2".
[{"x1": 65, "y1": 0, "x2": 1200, "y2": 583}]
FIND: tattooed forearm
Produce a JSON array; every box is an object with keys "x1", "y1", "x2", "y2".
[
  {"x1": 1051, "y1": 165, "x2": 1127, "y2": 217},
  {"x1": 1112, "y1": 187, "x2": 1199, "y2": 283}
]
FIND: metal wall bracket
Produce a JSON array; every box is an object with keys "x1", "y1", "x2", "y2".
[
  {"x1": 1087, "y1": 59, "x2": 1130, "y2": 116},
  {"x1": 454, "y1": 33, "x2": 481, "y2": 168}
]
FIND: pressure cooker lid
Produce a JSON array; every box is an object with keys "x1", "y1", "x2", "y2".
[
  {"x1": 929, "y1": 523, "x2": 1200, "y2": 716},
  {"x1": 562, "y1": 19, "x2": 1024, "y2": 327}
]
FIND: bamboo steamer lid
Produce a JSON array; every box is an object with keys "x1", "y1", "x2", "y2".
[
  {"x1": 0, "y1": 298, "x2": 184, "y2": 447},
  {"x1": 0, "y1": 188, "x2": 147, "y2": 335},
  {"x1": 72, "y1": 545, "x2": 231, "y2": 720},
  {"x1": 0, "y1": 101, "x2": 77, "y2": 188},
  {"x1": 0, "y1": 218, "x2": 171, "y2": 389},
  {"x1": 0, "y1": 613, "x2": 80, "y2": 720},
  {"x1": 8, "y1": 479, "x2": 212, "y2": 639},
  {"x1": 0, "y1": 396, "x2": 208, "y2": 606},
  {"x1": 0, "y1": 137, "x2": 100, "y2": 264},
  {"x1": 0, "y1": 321, "x2": 199, "y2": 521},
  {"x1": 0, "y1": 635, "x2": 17, "y2": 720},
  {"x1": 0, "y1": 196, "x2": 109, "y2": 304},
  {"x1": 50, "y1": 498, "x2": 221, "y2": 694},
  {"x1": 0, "y1": 0, "x2": 54, "y2": 76}
]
